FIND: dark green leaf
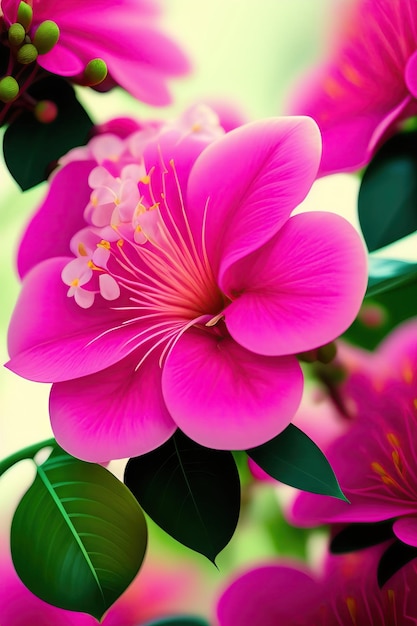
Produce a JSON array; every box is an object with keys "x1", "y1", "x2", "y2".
[
  {"x1": 331, "y1": 521, "x2": 394, "y2": 554},
  {"x1": 3, "y1": 77, "x2": 93, "y2": 190},
  {"x1": 366, "y1": 257, "x2": 417, "y2": 298},
  {"x1": 378, "y1": 541, "x2": 417, "y2": 588},
  {"x1": 358, "y1": 132, "x2": 417, "y2": 251},
  {"x1": 11, "y1": 446, "x2": 147, "y2": 620},
  {"x1": 247, "y1": 424, "x2": 346, "y2": 500},
  {"x1": 124, "y1": 431, "x2": 240, "y2": 563},
  {"x1": 142, "y1": 617, "x2": 210, "y2": 626}
]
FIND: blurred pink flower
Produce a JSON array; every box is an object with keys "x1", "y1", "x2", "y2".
[
  {"x1": 7, "y1": 113, "x2": 366, "y2": 462},
  {"x1": 289, "y1": 0, "x2": 417, "y2": 175},
  {"x1": 290, "y1": 319, "x2": 417, "y2": 546},
  {"x1": 0, "y1": 0, "x2": 189, "y2": 105},
  {"x1": 0, "y1": 544, "x2": 201, "y2": 625},
  {"x1": 216, "y1": 548, "x2": 417, "y2": 625}
]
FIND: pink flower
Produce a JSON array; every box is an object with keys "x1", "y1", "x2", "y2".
[
  {"x1": 0, "y1": 0, "x2": 189, "y2": 105},
  {"x1": 0, "y1": 544, "x2": 201, "y2": 625},
  {"x1": 7, "y1": 113, "x2": 366, "y2": 462},
  {"x1": 290, "y1": 318, "x2": 417, "y2": 546},
  {"x1": 216, "y1": 548, "x2": 417, "y2": 625},
  {"x1": 289, "y1": 0, "x2": 417, "y2": 175}
]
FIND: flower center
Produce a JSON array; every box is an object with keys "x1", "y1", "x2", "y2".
[{"x1": 62, "y1": 136, "x2": 227, "y2": 367}]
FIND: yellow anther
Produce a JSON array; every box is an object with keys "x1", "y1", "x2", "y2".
[
  {"x1": 98, "y1": 240, "x2": 110, "y2": 250},
  {"x1": 149, "y1": 202, "x2": 160, "y2": 211},
  {"x1": 78, "y1": 243, "x2": 88, "y2": 256},
  {"x1": 70, "y1": 278, "x2": 79, "y2": 287},
  {"x1": 87, "y1": 260, "x2": 101, "y2": 271},
  {"x1": 117, "y1": 239, "x2": 124, "y2": 247},
  {"x1": 403, "y1": 361, "x2": 413, "y2": 384},
  {"x1": 386, "y1": 433, "x2": 400, "y2": 448},
  {"x1": 191, "y1": 122, "x2": 201, "y2": 132},
  {"x1": 345, "y1": 596, "x2": 357, "y2": 625},
  {"x1": 135, "y1": 225, "x2": 142, "y2": 233},
  {"x1": 371, "y1": 462, "x2": 397, "y2": 487},
  {"x1": 140, "y1": 175, "x2": 150, "y2": 185}
]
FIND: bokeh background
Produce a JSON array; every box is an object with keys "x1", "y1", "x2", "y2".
[{"x1": 1, "y1": 0, "x2": 417, "y2": 618}]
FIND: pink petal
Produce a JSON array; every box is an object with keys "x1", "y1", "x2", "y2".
[
  {"x1": 37, "y1": 44, "x2": 85, "y2": 76},
  {"x1": 224, "y1": 212, "x2": 367, "y2": 356},
  {"x1": 50, "y1": 351, "x2": 176, "y2": 462},
  {"x1": 217, "y1": 564, "x2": 319, "y2": 626},
  {"x1": 17, "y1": 160, "x2": 95, "y2": 278},
  {"x1": 162, "y1": 327, "x2": 303, "y2": 450},
  {"x1": 7, "y1": 258, "x2": 148, "y2": 382},
  {"x1": 186, "y1": 117, "x2": 321, "y2": 279},
  {"x1": 393, "y1": 517, "x2": 417, "y2": 548},
  {"x1": 406, "y1": 51, "x2": 417, "y2": 98}
]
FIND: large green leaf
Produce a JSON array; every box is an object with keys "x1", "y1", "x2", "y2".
[
  {"x1": 358, "y1": 131, "x2": 417, "y2": 251},
  {"x1": 247, "y1": 424, "x2": 346, "y2": 500},
  {"x1": 366, "y1": 257, "x2": 417, "y2": 298},
  {"x1": 11, "y1": 446, "x2": 147, "y2": 620},
  {"x1": 142, "y1": 618, "x2": 210, "y2": 626},
  {"x1": 3, "y1": 76, "x2": 93, "y2": 190},
  {"x1": 124, "y1": 431, "x2": 240, "y2": 563}
]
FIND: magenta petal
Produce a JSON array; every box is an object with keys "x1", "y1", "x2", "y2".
[
  {"x1": 393, "y1": 517, "x2": 417, "y2": 548},
  {"x1": 37, "y1": 44, "x2": 85, "y2": 76},
  {"x1": 7, "y1": 258, "x2": 145, "y2": 382},
  {"x1": 17, "y1": 160, "x2": 95, "y2": 278},
  {"x1": 50, "y1": 351, "x2": 176, "y2": 462},
  {"x1": 406, "y1": 51, "x2": 417, "y2": 98},
  {"x1": 224, "y1": 212, "x2": 367, "y2": 356},
  {"x1": 217, "y1": 564, "x2": 319, "y2": 626},
  {"x1": 162, "y1": 328, "x2": 303, "y2": 450},
  {"x1": 187, "y1": 117, "x2": 321, "y2": 277}
]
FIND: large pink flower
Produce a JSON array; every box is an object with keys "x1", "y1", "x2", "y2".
[
  {"x1": 0, "y1": 544, "x2": 200, "y2": 625},
  {"x1": 216, "y1": 548, "x2": 417, "y2": 625},
  {"x1": 0, "y1": 0, "x2": 189, "y2": 105},
  {"x1": 7, "y1": 113, "x2": 367, "y2": 462},
  {"x1": 289, "y1": 0, "x2": 417, "y2": 175},
  {"x1": 290, "y1": 319, "x2": 417, "y2": 546}
]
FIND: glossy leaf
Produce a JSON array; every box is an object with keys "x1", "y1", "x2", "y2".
[
  {"x1": 331, "y1": 521, "x2": 394, "y2": 554},
  {"x1": 3, "y1": 77, "x2": 93, "y2": 190},
  {"x1": 366, "y1": 257, "x2": 417, "y2": 298},
  {"x1": 247, "y1": 424, "x2": 346, "y2": 500},
  {"x1": 358, "y1": 131, "x2": 417, "y2": 251},
  {"x1": 124, "y1": 430, "x2": 240, "y2": 563},
  {"x1": 378, "y1": 540, "x2": 417, "y2": 588},
  {"x1": 11, "y1": 446, "x2": 147, "y2": 620},
  {"x1": 142, "y1": 617, "x2": 210, "y2": 626}
]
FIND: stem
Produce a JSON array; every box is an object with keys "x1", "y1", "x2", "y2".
[{"x1": 0, "y1": 437, "x2": 56, "y2": 477}]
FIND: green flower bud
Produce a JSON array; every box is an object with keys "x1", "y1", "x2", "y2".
[
  {"x1": 34, "y1": 100, "x2": 58, "y2": 123},
  {"x1": 83, "y1": 58, "x2": 108, "y2": 86},
  {"x1": 33, "y1": 20, "x2": 60, "y2": 55},
  {"x1": 8, "y1": 23, "x2": 26, "y2": 47},
  {"x1": 0, "y1": 76, "x2": 20, "y2": 103},
  {"x1": 17, "y1": 1, "x2": 33, "y2": 32},
  {"x1": 16, "y1": 43, "x2": 38, "y2": 65}
]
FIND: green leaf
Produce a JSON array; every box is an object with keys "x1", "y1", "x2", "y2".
[
  {"x1": 142, "y1": 617, "x2": 210, "y2": 626},
  {"x1": 0, "y1": 437, "x2": 55, "y2": 478},
  {"x1": 11, "y1": 446, "x2": 147, "y2": 620},
  {"x1": 366, "y1": 257, "x2": 417, "y2": 298},
  {"x1": 247, "y1": 424, "x2": 346, "y2": 500},
  {"x1": 124, "y1": 430, "x2": 240, "y2": 563},
  {"x1": 3, "y1": 76, "x2": 93, "y2": 190},
  {"x1": 358, "y1": 131, "x2": 417, "y2": 251}
]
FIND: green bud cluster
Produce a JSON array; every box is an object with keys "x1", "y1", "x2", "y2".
[
  {"x1": 7, "y1": 1, "x2": 60, "y2": 65},
  {"x1": 83, "y1": 59, "x2": 108, "y2": 86},
  {"x1": 0, "y1": 76, "x2": 19, "y2": 103}
]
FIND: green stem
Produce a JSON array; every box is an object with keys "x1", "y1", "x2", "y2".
[{"x1": 0, "y1": 437, "x2": 56, "y2": 477}]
